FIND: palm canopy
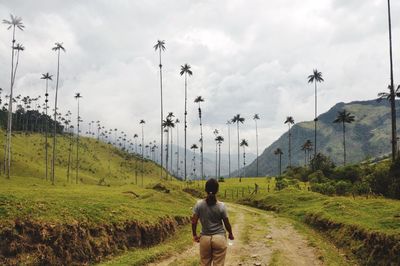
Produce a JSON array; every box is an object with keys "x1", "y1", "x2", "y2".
[
  {"x1": 377, "y1": 85, "x2": 400, "y2": 101},
  {"x1": 274, "y1": 148, "x2": 283, "y2": 155},
  {"x1": 191, "y1": 144, "x2": 198, "y2": 150},
  {"x1": 52, "y1": 42, "x2": 66, "y2": 52},
  {"x1": 226, "y1": 120, "x2": 231, "y2": 125},
  {"x1": 240, "y1": 139, "x2": 249, "y2": 147},
  {"x1": 41, "y1": 73, "x2": 53, "y2": 80},
  {"x1": 139, "y1": 119, "x2": 146, "y2": 124},
  {"x1": 213, "y1": 129, "x2": 219, "y2": 135},
  {"x1": 3, "y1": 14, "x2": 24, "y2": 30},
  {"x1": 153, "y1": 40, "x2": 166, "y2": 51},
  {"x1": 284, "y1": 116, "x2": 294, "y2": 124},
  {"x1": 162, "y1": 117, "x2": 175, "y2": 128},
  {"x1": 194, "y1": 96, "x2": 204, "y2": 103},
  {"x1": 253, "y1": 114, "x2": 260, "y2": 120},
  {"x1": 133, "y1": 134, "x2": 138, "y2": 138},
  {"x1": 14, "y1": 43, "x2": 25, "y2": 51},
  {"x1": 215, "y1": 135, "x2": 224, "y2": 144},
  {"x1": 167, "y1": 112, "x2": 175, "y2": 118},
  {"x1": 74, "y1": 93, "x2": 82, "y2": 99},
  {"x1": 175, "y1": 118, "x2": 180, "y2": 123},
  {"x1": 232, "y1": 114, "x2": 245, "y2": 124},
  {"x1": 180, "y1": 64, "x2": 193, "y2": 76},
  {"x1": 333, "y1": 109, "x2": 355, "y2": 124},
  {"x1": 307, "y1": 69, "x2": 324, "y2": 83}
]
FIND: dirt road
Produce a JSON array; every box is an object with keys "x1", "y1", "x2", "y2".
[{"x1": 149, "y1": 203, "x2": 323, "y2": 266}]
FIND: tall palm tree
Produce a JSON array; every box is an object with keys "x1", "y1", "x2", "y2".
[
  {"x1": 308, "y1": 69, "x2": 324, "y2": 158},
  {"x1": 284, "y1": 116, "x2": 295, "y2": 167},
  {"x1": 386, "y1": 0, "x2": 397, "y2": 160},
  {"x1": 167, "y1": 112, "x2": 175, "y2": 173},
  {"x1": 333, "y1": 110, "x2": 355, "y2": 165},
  {"x1": 51, "y1": 42, "x2": 66, "y2": 185},
  {"x1": 240, "y1": 139, "x2": 249, "y2": 178},
  {"x1": 74, "y1": 93, "x2": 82, "y2": 184},
  {"x1": 180, "y1": 63, "x2": 192, "y2": 181},
  {"x1": 139, "y1": 119, "x2": 145, "y2": 186},
  {"x1": 175, "y1": 118, "x2": 180, "y2": 176},
  {"x1": 194, "y1": 96, "x2": 205, "y2": 179},
  {"x1": 154, "y1": 40, "x2": 166, "y2": 179},
  {"x1": 274, "y1": 148, "x2": 283, "y2": 176},
  {"x1": 306, "y1": 140, "x2": 313, "y2": 163},
  {"x1": 163, "y1": 116, "x2": 175, "y2": 180},
  {"x1": 41, "y1": 73, "x2": 52, "y2": 181},
  {"x1": 190, "y1": 144, "x2": 198, "y2": 179},
  {"x1": 301, "y1": 140, "x2": 312, "y2": 166},
  {"x1": 253, "y1": 114, "x2": 260, "y2": 176},
  {"x1": 3, "y1": 14, "x2": 24, "y2": 178},
  {"x1": 213, "y1": 129, "x2": 219, "y2": 177},
  {"x1": 231, "y1": 114, "x2": 245, "y2": 182},
  {"x1": 215, "y1": 135, "x2": 224, "y2": 180},
  {"x1": 133, "y1": 133, "x2": 138, "y2": 184},
  {"x1": 226, "y1": 120, "x2": 232, "y2": 178}
]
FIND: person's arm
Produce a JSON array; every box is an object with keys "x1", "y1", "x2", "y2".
[
  {"x1": 222, "y1": 217, "x2": 234, "y2": 240},
  {"x1": 191, "y1": 213, "x2": 200, "y2": 242}
]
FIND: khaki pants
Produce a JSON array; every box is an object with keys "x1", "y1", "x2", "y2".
[{"x1": 199, "y1": 234, "x2": 227, "y2": 266}]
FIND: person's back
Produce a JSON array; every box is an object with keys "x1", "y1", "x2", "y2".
[{"x1": 191, "y1": 179, "x2": 234, "y2": 266}]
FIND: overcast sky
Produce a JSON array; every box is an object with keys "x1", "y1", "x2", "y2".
[{"x1": 0, "y1": 0, "x2": 399, "y2": 155}]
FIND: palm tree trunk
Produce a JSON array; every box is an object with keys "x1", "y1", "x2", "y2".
[
  {"x1": 76, "y1": 98, "x2": 80, "y2": 184},
  {"x1": 288, "y1": 125, "x2": 292, "y2": 167},
  {"x1": 387, "y1": 0, "x2": 397, "y2": 160},
  {"x1": 45, "y1": 80, "x2": 49, "y2": 181},
  {"x1": 51, "y1": 49, "x2": 61, "y2": 185},
  {"x1": 243, "y1": 147, "x2": 246, "y2": 178},
  {"x1": 67, "y1": 131, "x2": 72, "y2": 182},
  {"x1": 5, "y1": 26, "x2": 16, "y2": 179},
  {"x1": 215, "y1": 141, "x2": 218, "y2": 178},
  {"x1": 199, "y1": 106, "x2": 204, "y2": 180},
  {"x1": 228, "y1": 123, "x2": 231, "y2": 178},
  {"x1": 141, "y1": 124, "x2": 144, "y2": 187},
  {"x1": 170, "y1": 127, "x2": 173, "y2": 177},
  {"x1": 176, "y1": 124, "x2": 179, "y2": 177},
  {"x1": 218, "y1": 143, "x2": 221, "y2": 180},
  {"x1": 343, "y1": 122, "x2": 346, "y2": 165},
  {"x1": 184, "y1": 73, "x2": 187, "y2": 181},
  {"x1": 166, "y1": 129, "x2": 169, "y2": 180},
  {"x1": 237, "y1": 122, "x2": 241, "y2": 182},
  {"x1": 159, "y1": 49, "x2": 164, "y2": 179},
  {"x1": 255, "y1": 120, "x2": 259, "y2": 177},
  {"x1": 314, "y1": 81, "x2": 318, "y2": 158}
]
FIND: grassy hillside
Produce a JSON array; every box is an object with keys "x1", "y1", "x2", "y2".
[
  {"x1": 244, "y1": 99, "x2": 399, "y2": 176},
  {"x1": 0, "y1": 131, "x2": 196, "y2": 265},
  {"x1": 240, "y1": 188, "x2": 400, "y2": 265}
]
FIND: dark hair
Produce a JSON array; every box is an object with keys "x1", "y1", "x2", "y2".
[{"x1": 205, "y1": 178, "x2": 219, "y2": 206}]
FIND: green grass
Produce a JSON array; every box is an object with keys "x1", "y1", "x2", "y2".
[{"x1": 241, "y1": 188, "x2": 400, "y2": 235}]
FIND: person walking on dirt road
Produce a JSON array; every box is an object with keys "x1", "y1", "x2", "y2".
[{"x1": 191, "y1": 178, "x2": 234, "y2": 266}]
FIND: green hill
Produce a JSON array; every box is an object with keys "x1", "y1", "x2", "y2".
[{"x1": 244, "y1": 99, "x2": 398, "y2": 176}]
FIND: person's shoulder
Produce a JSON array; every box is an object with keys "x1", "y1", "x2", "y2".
[
  {"x1": 195, "y1": 199, "x2": 205, "y2": 207},
  {"x1": 216, "y1": 201, "x2": 226, "y2": 208}
]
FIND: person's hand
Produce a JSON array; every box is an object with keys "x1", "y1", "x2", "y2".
[
  {"x1": 193, "y1": 235, "x2": 200, "y2": 243},
  {"x1": 228, "y1": 233, "x2": 234, "y2": 240}
]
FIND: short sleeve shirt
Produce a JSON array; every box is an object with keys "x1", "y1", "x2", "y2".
[{"x1": 193, "y1": 199, "x2": 228, "y2": 235}]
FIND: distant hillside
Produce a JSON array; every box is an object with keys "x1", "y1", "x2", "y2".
[{"x1": 243, "y1": 99, "x2": 399, "y2": 176}]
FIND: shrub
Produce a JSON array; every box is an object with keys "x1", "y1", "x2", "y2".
[
  {"x1": 335, "y1": 180, "x2": 351, "y2": 195},
  {"x1": 310, "y1": 153, "x2": 335, "y2": 176},
  {"x1": 275, "y1": 177, "x2": 289, "y2": 191},
  {"x1": 310, "y1": 182, "x2": 335, "y2": 196},
  {"x1": 308, "y1": 170, "x2": 328, "y2": 184},
  {"x1": 332, "y1": 165, "x2": 362, "y2": 183}
]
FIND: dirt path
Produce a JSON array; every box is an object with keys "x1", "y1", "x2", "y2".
[{"x1": 149, "y1": 203, "x2": 323, "y2": 266}]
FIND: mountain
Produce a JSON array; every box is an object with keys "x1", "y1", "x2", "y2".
[{"x1": 243, "y1": 99, "x2": 398, "y2": 176}]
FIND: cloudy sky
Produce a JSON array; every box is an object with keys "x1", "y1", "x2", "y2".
[{"x1": 0, "y1": 0, "x2": 399, "y2": 156}]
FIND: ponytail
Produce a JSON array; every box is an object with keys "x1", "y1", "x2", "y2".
[{"x1": 205, "y1": 178, "x2": 219, "y2": 206}]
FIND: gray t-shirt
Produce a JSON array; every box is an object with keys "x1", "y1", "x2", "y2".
[{"x1": 193, "y1": 199, "x2": 228, "y2": 236}]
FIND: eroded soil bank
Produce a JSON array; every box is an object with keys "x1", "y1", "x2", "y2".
[{"x1": 0, "y1": 216, "x2": 189, "y2": 265}]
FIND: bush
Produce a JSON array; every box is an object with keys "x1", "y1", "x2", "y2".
[
  {"x1": 310, "y1": 153, "x2": 335, "y2": 176},
  {"x1": 332, "y1": 165, "x2": 363, "y2": 183},
  {"x1": 352, "y1": 182, "x2": 371, "y2": 196},
  {"x1": 335, "y1": 180, "x2": 351, "y2": 195},
  {"x1": 275, "y1": 177, "x2": 289, "y2": 191},
  {"x1": 310, "y1": 182, "x2": 335, "y2": 196},
  {"x1": 308, "y1": 170, "x2": 328, "y2": 184}
]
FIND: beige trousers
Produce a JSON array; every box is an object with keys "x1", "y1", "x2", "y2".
[{"x1": 199, "y1": 234, "x2": 227, "y2": 266}]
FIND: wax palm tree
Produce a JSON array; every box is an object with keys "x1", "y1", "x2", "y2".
[
  {"x1": 253, "y1": 114, "x2": 260, "y2": 176},
  {"x1": 51, "y1": 42, "x2": 66, "y2": 185},
  {"x1": 284, "y1": 116, "x2": 295, "y2": 167},
  {"x1": 333, "y1": 110, "x2": 355, "y2": 165},
  {"x1": 74, "y1": 93, "x2": 82, "y2": 184},
  {"x1": 308, "y1": 69, "x2": 324, "y2": 158},
  {"x1": 377, "y1": 85, "x2": 400, "y2": 101},
  {"x1": 386, "y1": 0, "x2": 397, "y2": 160},
  {"x1": 167, "y1": 112, "x2": 175, "y2": 173},
  {"x1": 301, "y1": 140, "x2": 312, "y2": 166},
  {"x1": 163, "y1": 117, "x2": 175, "y2": 180},
  {"x1": 3, "y1": 14, "x2": 24, "y2": 178},
  {"x1": 213, "y1": 129, "x2": 219, "y2": 177},
  {"x1": 194, "y1": 96, "x2": 205, "y2": 179},
  {"x1": 41, "y1": 73, "x2": 52, "y2": 181},
  {"x1": 240, "y1": 139, "x2": 249, "y2": 178},
  {"x1": 133, "y1": 133, "x2": 139, "y2": 184},
  {"x1": 139, "y1": 119, "x2": 145, "y2": 186},
  {"x1": 232, "y1": 114, "x2": 245, "y2": 181},
  {"x1": 226, "y1": 120, "x2": 232, "y2": 178},
  {"x1": 154, "y1": 40, "x2": 166, "y2": 179},
  {"x1": 180, "y1": 63, "x2": 192, "y2": 181},
  {"x1": 215, "y1": 135, "x2": 224, "y2": 180},
  {"x1": 190, "y1": 144, "x2": 198, "y2": 179},
  {"x1": 274, "y1": 148, "x2": 283, "y2": 176},
  {"x1": 175, "y1": 118, "x2": 180, "y2": 176},
  {"x1": 306, "y1": 140, "x2": 313, "y2": 163}
]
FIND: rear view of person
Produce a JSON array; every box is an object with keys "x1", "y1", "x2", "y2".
[{"x1": 191, "y1": 178, "x2": 234, "y2": 266}]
